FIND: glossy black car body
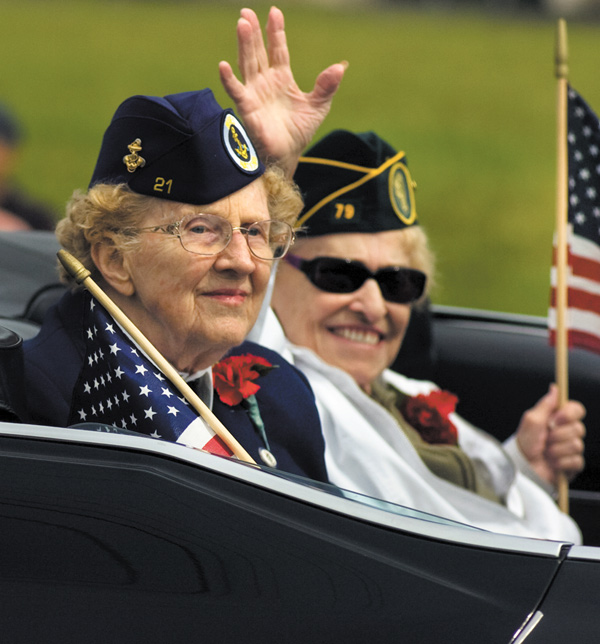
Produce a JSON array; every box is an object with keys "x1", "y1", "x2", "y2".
[{"x1": 1, "y1": 231, "x2": 600, "y2": 642}]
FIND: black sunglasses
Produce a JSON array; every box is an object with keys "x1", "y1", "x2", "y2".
[{"x1": 284, "y1": 254, "x2": 427, "y2": 304}]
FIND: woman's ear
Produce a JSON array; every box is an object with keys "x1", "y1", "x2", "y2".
[{"x1": 91, "y1": 240, "x2": 135, "y2": 297}]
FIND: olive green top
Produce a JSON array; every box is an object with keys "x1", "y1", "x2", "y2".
[{"x1": 370, "y1": 379, "x2": 501, "y2": 504}]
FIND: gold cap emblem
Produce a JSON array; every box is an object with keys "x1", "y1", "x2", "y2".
[
  {"x1": 222, "y1": 113, "x2": 259, "y2": 173},
  {"x1": 388, "y1": 161, "x2": 417, "y2": 226},
  {"x1": 123, "y1": 138, "x2": 146, "y2": 173}
]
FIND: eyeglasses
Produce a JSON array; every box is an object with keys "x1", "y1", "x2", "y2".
[
  {"x1": 284, "y1": 254, "x2": 427, "y2": 304},
  {"x1": 135, "y1": 213, "x2": 295, "y2": 260}
]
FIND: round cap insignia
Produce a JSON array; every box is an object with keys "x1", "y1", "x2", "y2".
[
  {"x1": 388, "y1": 162, "x2": 417, "y2": 226},
  {"x1": 222, "y1": 113, "x2": 260, "y2": 174}
]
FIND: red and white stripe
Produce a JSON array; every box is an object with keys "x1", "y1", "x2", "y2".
[
  {"x1": 550, "y1": 225, "x2": 600, "y2": 354},
  {"x1": 177, "y1": 417, "x2": 233, "y2": 457}
]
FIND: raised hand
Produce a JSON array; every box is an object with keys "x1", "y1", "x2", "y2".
[{"x1": 219, "y1": 6, "x2": 347, "y2": 177}]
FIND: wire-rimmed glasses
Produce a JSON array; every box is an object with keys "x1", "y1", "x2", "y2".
[{"x1": 135, "y1": 212, "x2": 295, "y2": 260}]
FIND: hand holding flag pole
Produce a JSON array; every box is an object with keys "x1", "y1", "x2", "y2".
[
  {"x1": 57, "y1": 249, "x2": 257, "y2": 465},
  {"x1": 554, "y1": 18, "x2": 570, "y2": 514}
]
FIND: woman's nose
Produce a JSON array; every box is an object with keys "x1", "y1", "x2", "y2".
[
  {"x1": 348, "y1": 278, "x2": 387, "y2": 321},
  {"x1": 214, "y1": 230, "x2": 256, "y2": 273}
]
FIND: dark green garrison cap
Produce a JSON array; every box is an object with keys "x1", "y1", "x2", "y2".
[{"x1": 293, "y1": 130, "x2": 418, "y2": 236}]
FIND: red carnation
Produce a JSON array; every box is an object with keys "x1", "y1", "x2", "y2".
[
  {"x1": 401, "y1": 390, "x2": 459, "y2": 446},
  {"x1": 212, "y1": 354, "x2": 275, "y2": 406}
]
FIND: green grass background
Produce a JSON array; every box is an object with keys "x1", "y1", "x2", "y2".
[{"x1": 2, "y1": 0, "x2": 600, "y2": 316}]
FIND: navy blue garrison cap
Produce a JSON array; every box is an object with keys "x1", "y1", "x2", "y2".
[
  {"x1": 293, "y1": 130, "x2": 418, "y2": 237},
  {"x1": 89, "y1": 89, "x2": 264, "y2": 205}
]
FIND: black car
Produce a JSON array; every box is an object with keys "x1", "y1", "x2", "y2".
[{"x1": 1, "y1": 231, "x2": 600, "y2": 643}]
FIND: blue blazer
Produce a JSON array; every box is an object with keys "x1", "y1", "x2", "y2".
[{"x1": 23, "y1": 290, "x2": 328, "y2": 483}]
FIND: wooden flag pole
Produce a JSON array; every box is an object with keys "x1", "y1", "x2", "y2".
[
  {"x1": 57, "y1": 249, "x2": 257, "y2": 465},
  {"x1": 554, "y1": 18, "x2": 570, "y2": 514}
]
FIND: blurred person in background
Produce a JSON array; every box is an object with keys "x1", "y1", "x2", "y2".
[{"x1": 0, "y1": 102, "x2": 56, "y2": 231}]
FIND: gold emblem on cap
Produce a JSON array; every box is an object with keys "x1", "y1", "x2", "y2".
[
  {"x1": 389, "y1": 162, "x2": 417, "y2": 226},
  {"x1": 222, "y1": 113, "x2": 259, "y2": 173},
  {"x1": 123, "y1": 138, "x2": 146, "y2": 173},
  {"x1": 230, "y1": 126, "x2": 249, "y2": 160}
]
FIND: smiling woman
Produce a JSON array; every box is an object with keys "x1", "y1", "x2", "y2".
[
  {"x1": 273, "y1": 229, "x2": 420, "y2": 392},
  {"x1": 86, "y1": 180, "x2": 276, "y2": 374},
  {"x1": 20, "y1": 88, "x2": 330, "y2": 481},
  {"x1": 255, "y1": 128, "x2": 585, "y2": 542}
]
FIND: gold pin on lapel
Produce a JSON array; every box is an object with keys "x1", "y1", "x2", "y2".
[{"x1": 123, "y1": 138, "x2": 146, "y2": 173}]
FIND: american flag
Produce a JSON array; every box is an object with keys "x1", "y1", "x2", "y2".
[
  {"x1": 549, "y1": 85, "x2": 600, "y2": 354},
  {"x1": 68, "y1": 294, "x2": 232, "y2": 456}
]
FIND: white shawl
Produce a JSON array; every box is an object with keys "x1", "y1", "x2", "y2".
[{"x1": 253, "y1": 308, "x2": 581, "y2": 543}]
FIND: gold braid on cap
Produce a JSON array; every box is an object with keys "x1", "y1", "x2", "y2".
[{"x1": 295, "y1": 149, "x2": 407, "y2": 229}]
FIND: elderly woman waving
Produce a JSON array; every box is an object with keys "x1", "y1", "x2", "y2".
[{"x1": 23, "y1": 75, "x2": 343, "y2": 481}]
